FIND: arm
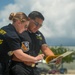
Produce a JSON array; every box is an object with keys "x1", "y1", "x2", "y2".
[
  {"x1": 4, "y1": 31, "x2": 44, "y2": 63},
  {"x1": 41, "y1": 44, "x2": 55, "y2": 57},
  {"x1": 13, "y1": 49, "x2": 44, "y2": 63},
  {"x1": 41, "y1": 44, "x2": 62, "y2": 64},
  {"x1": 38, "y1": 32, "x2": 54, "y2": 57}
]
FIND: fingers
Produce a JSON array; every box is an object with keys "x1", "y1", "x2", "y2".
[
  {"x1": 41, "y1": 54, "x2": 45, "y2": 57},
  {"x1": 35, "y1": 54, "x2": 44, "y2": 62},
  {"x1": 55, "y1": 57, "x2": 62, "y2": 64},
  {"x1": 39, "y1": 54, "x2": 44, "y2": 59}
]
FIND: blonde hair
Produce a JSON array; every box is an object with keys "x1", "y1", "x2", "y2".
[{"x1": 9, "y1": 12, "x2": 29, "y2": 22}]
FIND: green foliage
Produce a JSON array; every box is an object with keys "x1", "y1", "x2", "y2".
[
  {"x1": 39, "y1": 46, "x2": 75, "y2": 63},
  {"x1": 50, "y1": 46, "x2": 75, "y2": 63}
]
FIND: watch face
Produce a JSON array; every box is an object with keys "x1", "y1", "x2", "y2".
[{"x1": 21, "y1": 41, "x2": 29, "y2": 52}]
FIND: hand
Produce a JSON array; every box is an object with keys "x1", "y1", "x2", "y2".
[
  {"x1": 24, "y1": 54, "x2": 44, "y2": 66},
  {"x1": 35, "y1": 54, "x2": 44, "y2": 63},
  {"x1": 55, "y1": 56, "x2": 62, "y2": 64}
]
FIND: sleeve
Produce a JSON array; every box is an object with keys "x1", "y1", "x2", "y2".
[
  {"x1": 38, "y1": 31, "x2": 46, "y2": 45},
  {"x1": 41, "y1": 33, "x2": 46, "y2": 44},
  {"x1": 5, "y1": 32, "x2": 21, "y2": 51}
]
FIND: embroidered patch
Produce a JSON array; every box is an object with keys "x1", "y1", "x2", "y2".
[
  {"x1": 0, "y1": 29, "x2": 6, "y2": 35},
  {"x1": 0, "y1": 39, "x2": 3, "y2": 44},
  {"x1": 21, "y1": 41, "x2": 29, "y2": 52},
  {"x1": 36, "y1": 34, "x2": 42, "y2": 40}
]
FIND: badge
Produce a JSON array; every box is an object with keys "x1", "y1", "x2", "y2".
[
  {"x1": 0, "y1": 39, "x2": 3, "y2": 44},
  {"x1": 21, "y1": 41, "x2": 29, "y2": 52},
  {"x1": 36, "y1": 34, "x2": 42, "y2": 40}
]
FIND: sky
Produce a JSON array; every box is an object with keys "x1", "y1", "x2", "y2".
[{"x1": 0, "y1": 0, "x2": 75, "y2": 46}]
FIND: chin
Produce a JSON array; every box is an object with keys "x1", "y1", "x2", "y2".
[
  {"x1": 32, "y1": 29, "x2": 37, "y2": 33},
  {"x1": 32, "y1": 31, "x2": 36, "y2": 33}
]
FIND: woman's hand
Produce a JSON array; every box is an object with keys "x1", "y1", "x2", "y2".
[{"x1": 35, "y1": 54, "x2": 44, "y2": 63}]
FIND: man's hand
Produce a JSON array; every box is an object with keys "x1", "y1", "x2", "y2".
[{"x1": 55, "y1": 56, "x2": 62, "y2": 64}]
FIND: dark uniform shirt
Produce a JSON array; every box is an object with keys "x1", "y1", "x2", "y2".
[
  {"x1": 19, "y1": 30, "x2": 46, "y2": 56},
  {"x1": 9, "y1": 28, "x2": 47, "y2": 75},
  {"x1": 0, "y1": 24, "x2": 21, "y2": 63},
  {"x1": 0, "y1": 24, "x2": 22, "y2": 75}
]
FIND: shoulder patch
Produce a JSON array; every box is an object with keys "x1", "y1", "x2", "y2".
[
  {"x1": 0, "y1": 29, "x2": 6, "y2": 35},
  {"x1": 0, "y1": 39, "x2": 3, "y2": 44},
  {"x1": 21, "y1": 41, "x2": 29, "y2": 52},
  {"x1": 36, "y1": 34, "x2": 42, "y2": 40}
]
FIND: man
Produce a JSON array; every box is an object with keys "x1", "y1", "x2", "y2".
[
  {"x1": 27, "y1": 11, "x2": 54, "y2": 57},
  {"x1": 10, "y1": 11, "x2": 55, "y2": 75}
]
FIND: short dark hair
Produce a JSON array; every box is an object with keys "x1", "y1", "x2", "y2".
[{"x1": 28, "y1": 11, "x2": 44, "y2": 20}]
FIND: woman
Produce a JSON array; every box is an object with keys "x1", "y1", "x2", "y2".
[{"x1": 0, "y1": 12, "x2": 44, "y2": 75}]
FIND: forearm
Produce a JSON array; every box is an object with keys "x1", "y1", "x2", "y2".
[
  {"x1": 12, "y1": 54, "x2": 36, "y2": 66},
  {"x1": 13, "y1": 49, "x2": 44, "y2": 63},
  {"x1": 41, "y1": 44, "x2": 55, "y2": 57},
  {"x1": 45, "y1": 49, "x2": 54, "y2": 56},
  {"x1": 13, "y1": 49, "x2": 37, "y2": 63}
]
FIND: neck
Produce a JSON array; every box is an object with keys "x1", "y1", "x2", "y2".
[{"x1": 28, "y1": 29, "x2": 32, "y2": 33}]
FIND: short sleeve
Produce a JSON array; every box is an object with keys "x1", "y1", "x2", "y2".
[
  {"x1": 40, "y1": 32, "x2": 46, "y2": 45},
  {"x1": 4, "y1": 32, "x2": 21, "y2": 51}
]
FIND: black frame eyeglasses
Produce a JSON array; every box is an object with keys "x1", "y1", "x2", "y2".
[{"x1": 32, "y1": 20, "x2": 42, "y2": 27}]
